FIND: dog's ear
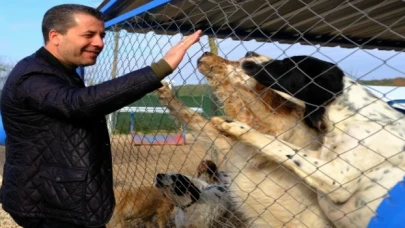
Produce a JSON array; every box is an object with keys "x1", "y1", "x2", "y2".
[
  {"x1": 173, "y1": 186, "x2": 186, "y2": 196},
  {"x1": 188, "y1": 184, "x2": 201, "y2": 202},
  {"x1": 172, "y1": 174, "x2": 201, "y2": 201},
  {"x1": 303, "y1": 105, "x2": 327, "y2": 132},
  {"x1": 262, "y1": 56, "x2": 344, "y2": 133},
  {"x1": 298, "y1": 61, "x2": 344, "y2": 133},
  {"x1": 172, "y1": 174, "x2": 189, "y2": 196}
]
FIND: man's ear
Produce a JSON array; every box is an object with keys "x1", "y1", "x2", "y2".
[{"x1": 48, "y1": 30, "x2": 62, "y2": 46}]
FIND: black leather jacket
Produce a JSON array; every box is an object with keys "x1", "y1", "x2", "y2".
[{"x1": 0, "y1": 47, "x2": 167, "y2": 226}]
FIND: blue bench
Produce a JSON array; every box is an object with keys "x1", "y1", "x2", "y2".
[{"x1": 387, "y1": 99, "x2": 405, "y2": 114}]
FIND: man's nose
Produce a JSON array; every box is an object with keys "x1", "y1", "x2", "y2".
[{"x1": 92, "y1": 35, "x2": 104, "y2": 48}]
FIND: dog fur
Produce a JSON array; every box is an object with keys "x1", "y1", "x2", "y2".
[
  {"x1": 157, "y1": 81, "x2": 332, "y2": 228},
  {"x1": 209, "y1": 53, "x2": 405, "y2": 228},
  {"x1": 154, "y1": 172, "x2": 248, "y2": 228},
  {"x1": 107, "y1": 186, "x2": 174, "y2": 228}
]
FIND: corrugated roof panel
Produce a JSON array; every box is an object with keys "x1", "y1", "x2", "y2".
[{"x1": 97, "y1": 0, "x2": 405, "y2": 51}]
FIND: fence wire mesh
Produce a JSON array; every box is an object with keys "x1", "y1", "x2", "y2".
[{"x1": 82, "y1": 1, "x2": 405, "y2": 227}]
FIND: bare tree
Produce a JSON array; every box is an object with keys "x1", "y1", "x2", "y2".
[{"x1": 0, "y1": 56, "x2": 15, "y2": 89}]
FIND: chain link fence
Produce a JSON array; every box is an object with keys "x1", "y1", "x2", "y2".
[{"x1": 83, "y1": 1, "x2": 405, "y2": 227}]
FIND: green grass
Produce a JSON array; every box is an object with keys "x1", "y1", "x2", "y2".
[
  {"x1": 114, "y1": 91, "x2": 224, "y2": 134},
  {"x1": 115, "y1": 112, "x2": 180, "y2": 134}
]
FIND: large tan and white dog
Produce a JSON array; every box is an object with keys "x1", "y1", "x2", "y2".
[
  {"x1": 157, "y1": 80, "x2": 332, "y2": 228},
  {"x1": 216, "y1": 52, "x2": 405, "y2": 228},
  {"x1": 158, "y1": 51, "x2": 405, "y2": 227}
]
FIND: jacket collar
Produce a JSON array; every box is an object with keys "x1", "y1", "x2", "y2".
[
  {"x1": 35, "y1": 47, "x2": 84, "y2": 84},
  {"x1": 35, "y1": 47, "x2": 77, "y2": 74}
]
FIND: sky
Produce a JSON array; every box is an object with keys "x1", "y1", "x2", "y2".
[
  {"x1": 0, "y1": 0, "x2": 102, "y2": 63},
  {"x1": 1, "y1": 0, "x2": 404, "y2": 87}
]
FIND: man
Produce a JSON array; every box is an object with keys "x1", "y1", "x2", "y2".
[{"x1": 0, "y1": 4, "x2": 202, "y2": 228}]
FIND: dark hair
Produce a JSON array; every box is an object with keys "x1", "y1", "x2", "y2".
[{"x1": 42, "y1": 4, "x2": 104, "y2": 43}]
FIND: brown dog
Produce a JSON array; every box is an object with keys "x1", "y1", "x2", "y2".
[{"x1": 107, "y1": 186, "x2": 174, "y2": 228}]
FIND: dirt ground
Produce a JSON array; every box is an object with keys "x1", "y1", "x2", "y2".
[{"x1": 0, "y1": 133, "x2": 221, "y2": 228}]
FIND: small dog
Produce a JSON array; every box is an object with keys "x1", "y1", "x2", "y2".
[
  {"x1": 154, "y1": 172, "x2": 248, "y2": 228},
  {"x1": 107, "y1": 186, "x2": 174, "y2": 228},
  {"x1": 196, "y1": 160, "x2": 230, "y2": 187}
]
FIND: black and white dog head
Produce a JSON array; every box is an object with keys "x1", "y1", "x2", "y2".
[
  {"x1": 155, "y1": 173, "x2": 232, "y2": 227},
  {"x1": 241, "y1": 53, "x2": 345, "y2": 132},
  {"x1": 154, "y1": 173, "x2": 202, "y2": 209}
]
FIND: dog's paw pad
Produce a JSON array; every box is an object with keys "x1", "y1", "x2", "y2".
[
  {"x1": 211, "y1": 117, "x2": 251, "y2": 137},
  {"x1": 157, "y1": 83, "x2": 175, "y2": 100}
]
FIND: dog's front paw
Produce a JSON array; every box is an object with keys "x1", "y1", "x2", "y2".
[
  {"x1": 157, "y1": 81, "x2": 175, "y2": 102},
  {"x1": 211, "y1": 117, "x2": 251, "y2": 138}
]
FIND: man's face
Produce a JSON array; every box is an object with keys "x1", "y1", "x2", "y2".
[{"x1": 56, "y1": 13, "x2": 105, "y2": 67}]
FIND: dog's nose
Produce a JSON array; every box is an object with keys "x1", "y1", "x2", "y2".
[
  {"x1": 245, "y1": 51, "x2": 259, "y2": 58},
  {"x1": 197, "y1": 52, "x2": 212, "y2": 65},
  {"x1": 154, "y1": 174, "x2": 165, "y2": 188},
  {"x1": 156, "y1": 173, "x2": 165, "y2": 180}
]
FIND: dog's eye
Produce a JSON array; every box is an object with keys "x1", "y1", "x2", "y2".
[{"x1": 242, "y1": 61, "x2": 256, "y2": 69}]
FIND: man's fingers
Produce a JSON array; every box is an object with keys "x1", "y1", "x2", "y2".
[
  {"x1": 163, "y1": 30, "x2": 203, "y2": 69},
  {"x1": 178, "y1": 30, "x2": 202, "y2": 48}
]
